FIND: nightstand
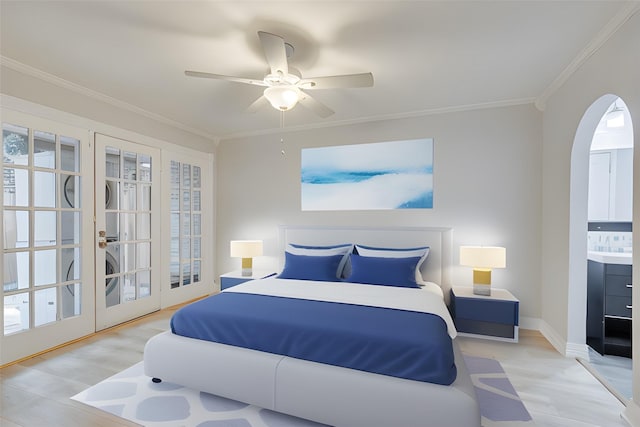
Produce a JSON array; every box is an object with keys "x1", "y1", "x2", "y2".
[
  {"x1": 220, "y1": 270, "x2": 276, "y2": 290},
  {"x1": 450, "y1": 287, "x2": 519, "y2": 342}
]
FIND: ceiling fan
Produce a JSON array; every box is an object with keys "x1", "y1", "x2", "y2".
[{"x1": 185, "y1": 31, "x2": 374, "y2": 118}]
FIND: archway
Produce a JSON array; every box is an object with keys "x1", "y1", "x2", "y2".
[{"x1": 568, "y1": 93, "x2": 634, "y2": 393}]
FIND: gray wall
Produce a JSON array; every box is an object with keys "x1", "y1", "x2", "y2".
[{"x1": 217, "y1": 103, "x2": 543, "y2": 322}]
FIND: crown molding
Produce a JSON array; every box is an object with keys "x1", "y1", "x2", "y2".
[
  {"x1": 219, "y1": 97, "x2": 536, "y2": 141},
  {"x1": 4, "y1": 37, "x2": 589, "y2": 144},
  {"x1": 535, "y1": 1, "x2": 640, "y2": 111},
  {"x1": 2, "y1": 53, "x2": 533, "y2": 143},
  {"x1": 1, "y1": 56, "x2": 218, "y2": 141}
]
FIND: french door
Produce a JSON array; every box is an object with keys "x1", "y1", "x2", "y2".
[
  {"x1": 94, "y1": 134, "x2": 161, "y2": 330},
  {"x1": 1, "y1": 110, "x2": 94, "y2": 364}
]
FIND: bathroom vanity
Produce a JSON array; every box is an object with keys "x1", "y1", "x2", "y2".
[{"x1": 586, "y1": 251, "x2": 632, "y2": 357}]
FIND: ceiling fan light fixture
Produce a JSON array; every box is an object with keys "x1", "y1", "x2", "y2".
[
  {"x1": 264, "y1": 85, "x2": 301, "y2": 111},
  {"x1": 185, "y1": 31, "x2": 371, "y2": 117}
]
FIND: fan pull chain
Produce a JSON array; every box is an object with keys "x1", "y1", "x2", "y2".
[{"x1": 280, "y1": 111, "x2": 286, "y2": 156}]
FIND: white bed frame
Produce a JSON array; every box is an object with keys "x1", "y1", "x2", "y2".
[{"x1": 144, "y1": 226, "x2": 480, "y2": 427}]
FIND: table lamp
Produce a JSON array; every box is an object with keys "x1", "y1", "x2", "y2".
[
  {"x1": 230, "y1": 240, "x2": 263, "y2": 276},
  {"x1": 459, "y1": 246, "x2": 506, "y2": 296}
]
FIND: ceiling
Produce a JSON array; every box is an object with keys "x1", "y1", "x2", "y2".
[{"x1": 0, "y1": 1, "x2": 636, "y2": 141}]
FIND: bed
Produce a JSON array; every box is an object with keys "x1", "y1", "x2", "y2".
[{"x1": 144, "y1": 226, "x2": 481, "y2": 427}]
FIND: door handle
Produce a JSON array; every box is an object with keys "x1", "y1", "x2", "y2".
[{"x1": 98, "y1": 230, "x2": 107, "y2": 249}]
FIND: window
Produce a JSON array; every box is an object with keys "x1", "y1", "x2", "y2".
[{"x1": 170, "y1": 161, "x2": 202, "y2": 288}]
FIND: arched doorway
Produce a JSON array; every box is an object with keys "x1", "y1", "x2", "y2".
[{"x1": 569, "y1": 94, "x2": 634, "y2": 399}]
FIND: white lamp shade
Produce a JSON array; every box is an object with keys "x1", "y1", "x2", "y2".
[
  {"x1": 459, "y1": 246, "x2": 506, "y2": 269},
  {"x1": 264, "y1": 86, "x2": 301, "y2": 111},
  {"x1": 230, "y1": 240, "x2": 263, "y2": 258}
]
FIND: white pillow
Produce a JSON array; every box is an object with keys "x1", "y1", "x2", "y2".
[{"x1": 354, "y1": 245, "x2": 430, "y2": 284}]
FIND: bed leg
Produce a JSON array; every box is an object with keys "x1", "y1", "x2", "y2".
[{"x1": 152, "y1": 377, "x2": 162, "y2": 383}]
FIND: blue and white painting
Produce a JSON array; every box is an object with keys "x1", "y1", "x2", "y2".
[{"x1": 301, "y1": 138, "x2": 433, "y2": 211}]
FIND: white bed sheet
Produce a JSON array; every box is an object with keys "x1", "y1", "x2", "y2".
[{"x1": 224, "y1": 277, "x2": 457, "y2": 338}]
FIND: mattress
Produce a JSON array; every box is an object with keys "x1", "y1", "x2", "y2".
[{"x1": 170, "y1": 277, "x2": 457, "y2": 385}]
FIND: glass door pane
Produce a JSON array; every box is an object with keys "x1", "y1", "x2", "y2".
[
  {"x1": 94, "y1": 134, "x2": 160, "y2": 330},
  {"x1": 1, "y1": 112, "x2": 93, "y2": 366},
  {"x1": 169, "y1": 161, "x2": 203, "y2": 289},
  {"x1": 3, "y1": 123, "x2": 83, "y2": 334}
]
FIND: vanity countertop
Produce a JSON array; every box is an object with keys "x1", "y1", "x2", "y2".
[{"x1": 587, "y1": 251, "x2": 632, "y2": 265}]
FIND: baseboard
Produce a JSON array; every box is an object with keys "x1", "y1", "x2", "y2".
[
  {"x1": 520, "y1": 316, "x2": 541, "y2": 331},
  {"x1": 539, "y1": 320, "x2": 567, "y2": 355},
  {"x1": 543, "y1": 325, "x2": 590, "y2": 358},
  {"x1": 623, "y1": 401, "x2": 640, "y2": 427},
  {"x1": 566, "y1": 342, "x2": 590, "y2": 359}
]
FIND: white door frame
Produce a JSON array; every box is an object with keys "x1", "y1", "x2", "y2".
[
  {"x1": 94, "y1": 133, "x2": 161, "y2": 330},
  {"x1": 160, "y1": 151, "x2": 214, "y2": 308},
  {"x1": 1, "y1": 109, "x2": 95, "y2": 365}
]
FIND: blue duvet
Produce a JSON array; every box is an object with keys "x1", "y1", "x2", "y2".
[{"x1": 171, "y1": 292, "x2": 457, "y2": 385}]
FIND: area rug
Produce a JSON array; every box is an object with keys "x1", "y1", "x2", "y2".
[
  {"x1": 463, "y1": 354, "x2": 534, "y2": 426},
  {"x1": 72, "y1": 355, "x2": 534, "y2": 427}
]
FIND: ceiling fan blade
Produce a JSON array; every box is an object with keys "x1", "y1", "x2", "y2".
[
  {"x1": 299, "y1": 72, "x2": 374, "y2": 89},
  {"x1": 257, "y1": 31, "x2": 288, "y2": 76},
  {"x1": 246, "y1": 95, "x2": 269, "y2": 113},
  {"x1": 185, "y1": 70, "x2": 267, "y2": 87},
  {"x1": 298, "y1": 91, "x2": 334, "y2": 118}
]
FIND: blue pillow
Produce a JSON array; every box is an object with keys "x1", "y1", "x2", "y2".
[
  {"x1": 286, "y1": 243, "x2": 353, "y2": 278},
  {"x1": 278, "y1": 252, "x2": 345, "y2": 282},
  {"x1": 345, "y1": 254, "x2": 422, "y2": 288},
  {"x1": 289, "y1": 243, "x2": 352, "y2": 250},
  {"x1": 354, "y1": 244, "x2": 429, "y2": 284}
]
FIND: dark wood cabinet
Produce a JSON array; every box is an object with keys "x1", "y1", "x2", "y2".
[{"x1": 587, "y1": 260, "x2": 632, "y2": 357}]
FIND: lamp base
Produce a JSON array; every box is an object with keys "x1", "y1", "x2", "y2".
[
  {"x1": 472, "y1": 268, "x2": 492, "y2": 295},
  {"x1": 241, "y1": 258, "x2": 253, "y2": 277},
  {"x1": 473, "y1": 283, "x2": 491, "y2": 296}
]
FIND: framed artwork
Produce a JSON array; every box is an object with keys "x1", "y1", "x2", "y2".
[{"x1": 301, "y1": 138, "x2": 433, "y2": 210}]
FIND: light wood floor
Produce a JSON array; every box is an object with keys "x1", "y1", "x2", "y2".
[{"x1": 0, "y1": 308, "x2": 629, "y2": 427}]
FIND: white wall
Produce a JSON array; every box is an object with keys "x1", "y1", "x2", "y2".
[
  {"x1": 217, "y1": 103, "x2": 543, "y2": 322},
  {"x1": 542, "y1": 11, "x2": 639, "y2": 346},
  {"x1": 540, "y1": 10, "x2": 640, "y2": 424},
  {"x1": 1, "y1": 64, "x2": 215, "y2": 153}
]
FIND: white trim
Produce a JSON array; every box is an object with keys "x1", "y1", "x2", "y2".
[
  {"x1": 0, "y1": 95, "x2": 215, "y2": 156},
  {"x1": 160, "y1": 150, "x2": 215, "y2": 308},
  {"x1": 535, "y1": 2, "x2": 640, "y2": 111},
  {"x1": 2, "y1": 56, "x2": 536, "y2": 143},
  {"x1": 94, "y1": 133, "x2": 162, "y2": 330},
  {"x1": 539, "y1": 319, "x2": 590, "y2": 358},
  {"x1": 221, "y1": 98, "x2": 536, "y2": 141},
  {"x1": 1, "y1": 56, "x2": 216, "y2": 141},
  {"x1": 566, "y1": 342, "x2": 590, "y2": 359},
  {"x1": 505, "y1": 316, "x2": 591, "y2": 358},
  {"x1": 519, "y1": 316, "x2": 542, "y2": 332},
  {"x1": 623, "y1": 401, "x2": 640, "y2": 427},
  {"x1": 0, "y1": 109, "x2": 96, "y2": 365},
  {"x1": 539, "y1": 319, "x2": 568, "y2": 356}
]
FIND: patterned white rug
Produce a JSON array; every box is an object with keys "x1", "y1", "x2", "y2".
[{"x1": 72, "y1": 355, "x2": 534, "y2": 426}]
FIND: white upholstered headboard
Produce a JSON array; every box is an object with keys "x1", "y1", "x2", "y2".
[{"x1": 278, "y1": 225, "x2": 453, "y2": 300}]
